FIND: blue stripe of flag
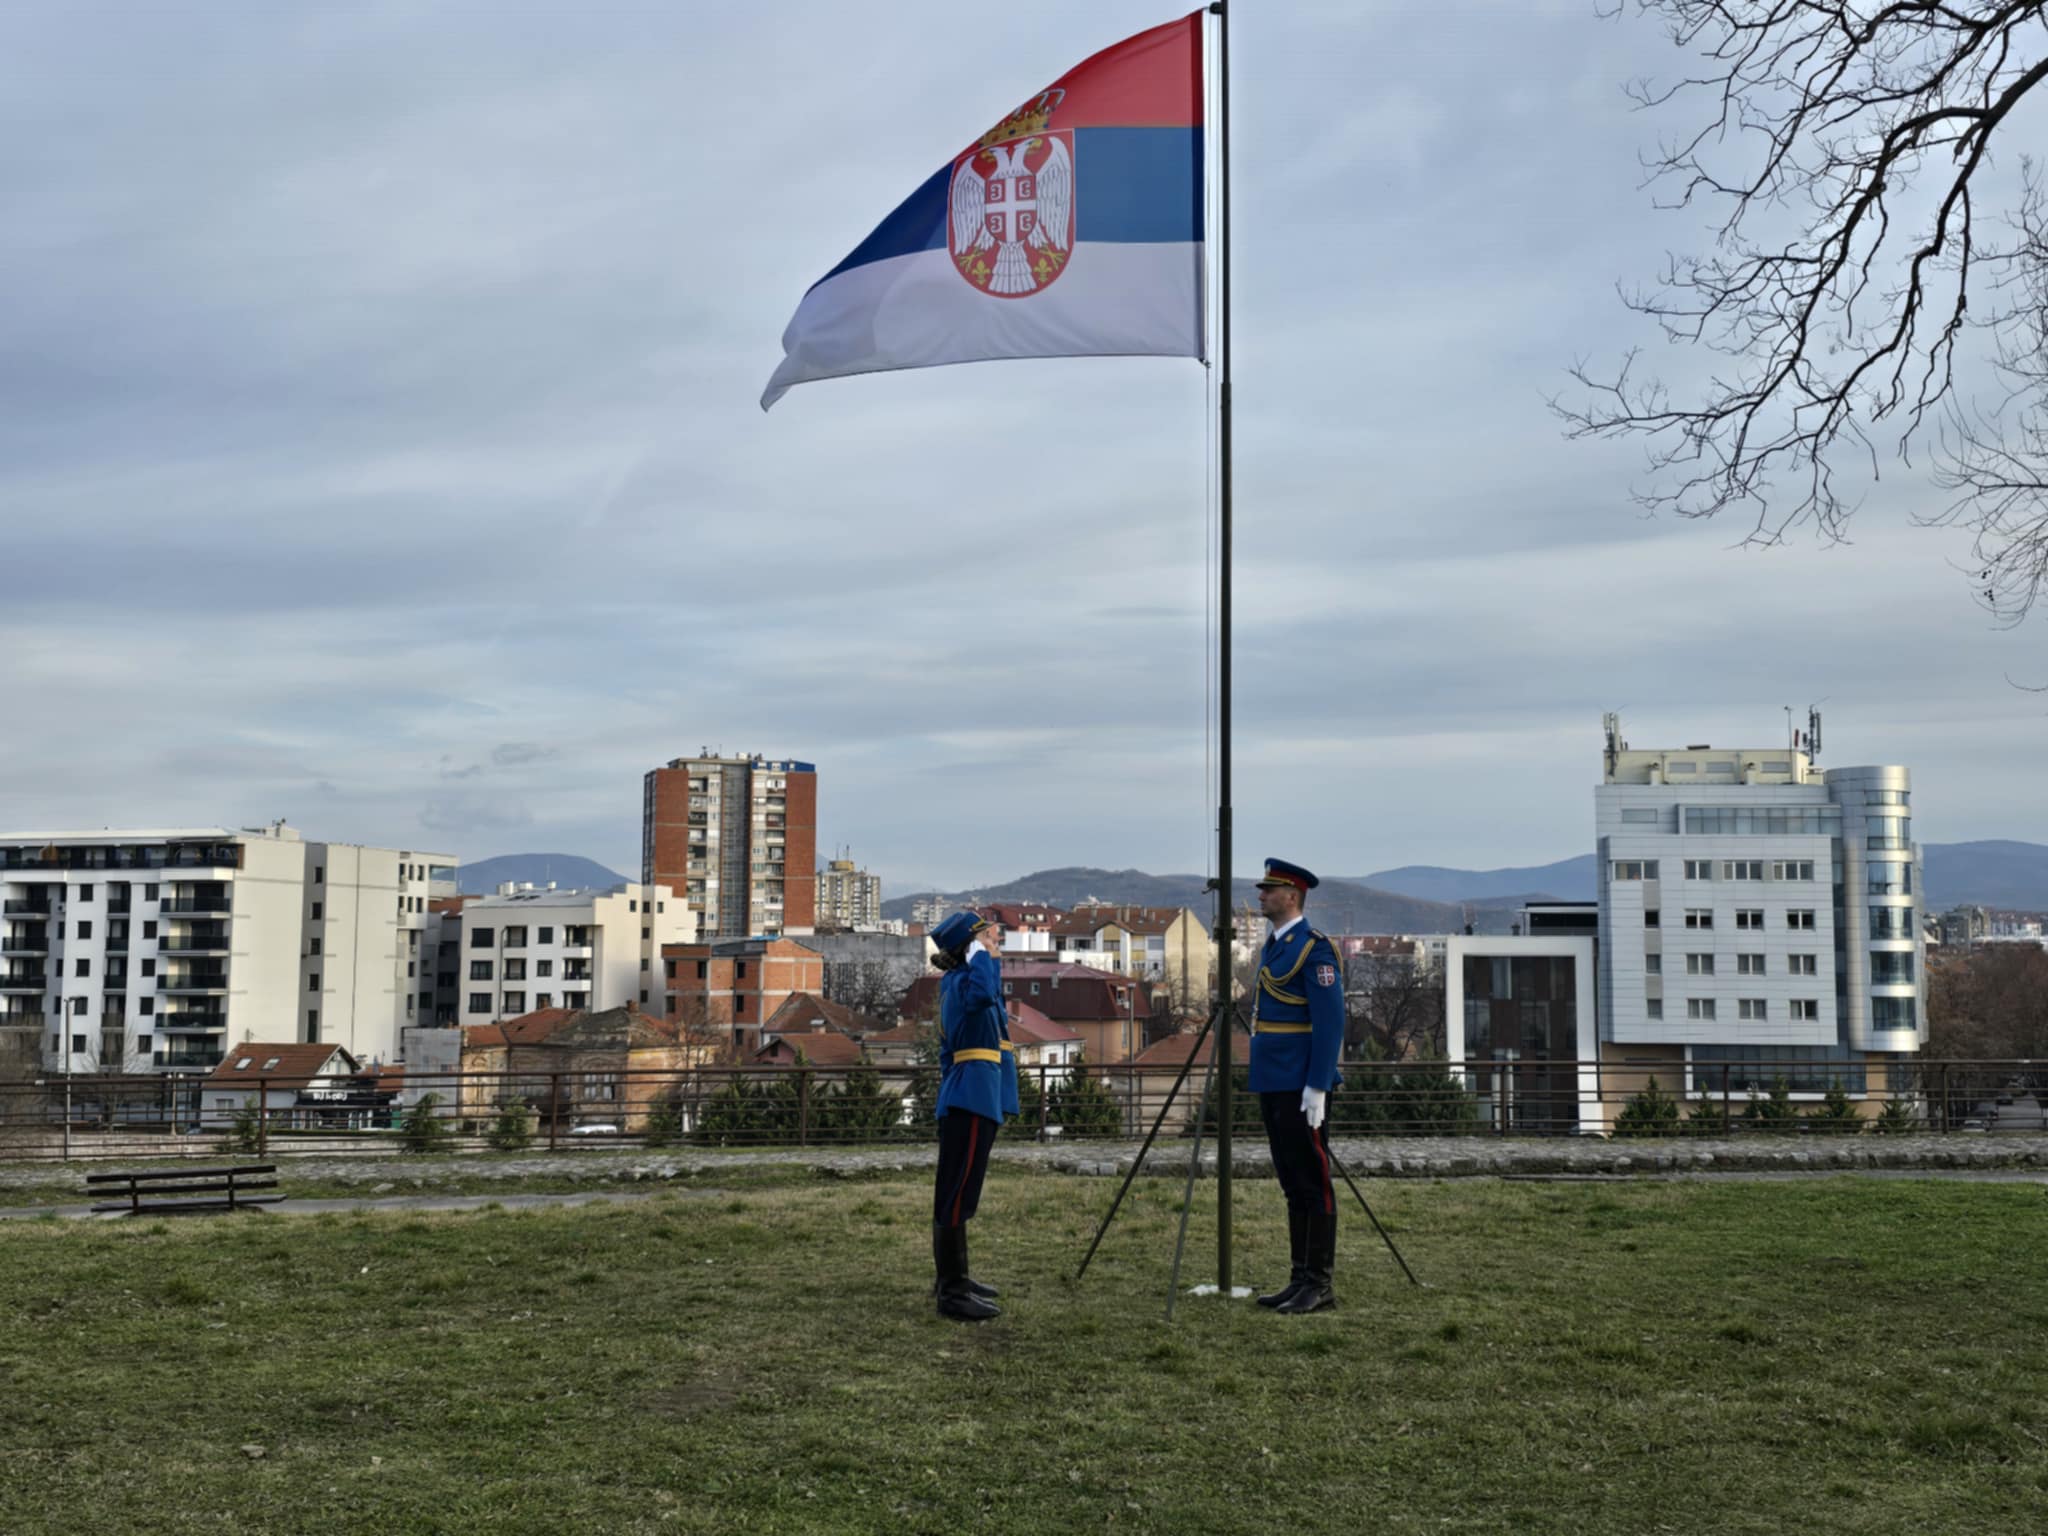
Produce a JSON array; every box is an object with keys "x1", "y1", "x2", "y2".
[{"x1": 814, "y1": 127, "x2": 1203, "y2": 289}]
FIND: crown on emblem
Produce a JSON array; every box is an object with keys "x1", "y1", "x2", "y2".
[{"x1": 978, "y1": 87, "x2": 1066, "y2": 149}]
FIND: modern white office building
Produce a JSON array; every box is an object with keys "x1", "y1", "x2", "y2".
[
  {"x1": 0, "y1": 824, "x2": 454, "y2": 1075},
  {"x1": 435, "y1": 882, "x2": 694, "y2": 1026},
  {"x1": 1594, "y1": 715, "x2": 1926, "y2": 1096}
]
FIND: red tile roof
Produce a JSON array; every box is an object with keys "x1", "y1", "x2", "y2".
[
  {"x1": 1007, "y1": 999, "x2": 1081, "y2": 1045},
  {"x1": 1130, "y1": 1030, "x2": 1215, "y2": 1067},
  {"x1": 765, "y1": 992, "x2": 870, "y2": 1036},
  {"x1": 752, "y1": 1028, "x2": 864, "y2": 1067}
]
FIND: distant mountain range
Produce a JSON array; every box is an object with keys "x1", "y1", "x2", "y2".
[
  {"x1": 458, "y1": 839, "x2": 2048, "y2": 924},
  {"x1": 457, "y1": 853, "x2": 629, "y2": 895},
  {"x1": 880, "y1": 840, "x2": 2048, "y2": 932}
]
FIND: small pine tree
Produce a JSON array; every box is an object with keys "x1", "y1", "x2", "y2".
[
  {"x1": 1614, "y1": 1075, "x2": 1682, "y2": 1138},
  {"x1": 1873, "y1": 1096, "x2": 1919, "y2": 1134},
  {"x1": 1051, "y1": 1056, "x2": 1125, "y2": 1139},
  {"x1": 486, "y1": 1099, "x2": 534, "y2": 1152},
  {"x1": 828, "y1": 1053, "x2": 901, "y2": 1142},
  {"x1": 1740, "y1": 1076, "x2": 1801, "y2": 1134},
  {"x1": 1807, "y1": 1078, "x2": 1864, "y2": 1135},
  {"x1": 227, "y1": 1101, "x2": 262, "y2": 1155},
  {"x1": 400, "y1": 1091, "x2": 452, "y2": 1154},
  {"x1": 1683, "y1": 1089, "x2": 1729, "y2": 1138},
  {"x1": 642, "y1": 1096, "x2": 683, "y2": 1148}
]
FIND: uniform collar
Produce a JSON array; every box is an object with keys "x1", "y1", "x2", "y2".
[{"x1": 1270, "y1": 915, "x2": 1305, "y2": 945}]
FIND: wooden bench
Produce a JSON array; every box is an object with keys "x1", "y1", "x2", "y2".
[{"x1": 85, "y1": 1164, "x2": 285, "y2": 1215}]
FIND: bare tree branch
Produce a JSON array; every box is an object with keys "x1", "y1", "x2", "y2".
[{"x1": 1559, "y1": 2, "x2": 2048, "y2": 624}]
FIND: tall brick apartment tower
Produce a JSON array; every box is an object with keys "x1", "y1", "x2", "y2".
[{"x1": 642, "y1": 755, "x2": 817, "y2": 939}]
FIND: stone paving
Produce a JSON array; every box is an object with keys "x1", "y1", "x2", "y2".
[{"x1": 5, "y1": 1130, "x2": 2048, "y2": 1200}]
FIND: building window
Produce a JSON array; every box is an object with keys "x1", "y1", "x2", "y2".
[
  {"x1": 696, "y1": 961, "x2": 708, "y2": 980},
  {"x1": 1771, "y1": 860, "x2": 1815, "y2": 881},
  {"x1": 1738, "y1": 998, "x2": 1768, "y2": 1020},
  {"x1": 309, "y1": 937, "x2": 321, "y2": 956},
  {"x1": 1734, "y1": 909, "x2": 1764, "y2": 930},
  {"x1": 537, "y1": 993, "x2": 553, "y2": 1010},
  {"x1": 1687, "y1": 998, "x2": 1716, "y2": 1020},
  {"x1": 1611, "y1": 861, "x2": 1657, "y2": 881},
  {"x1": 503, "y1": 991, "x2": 526, "y2": 1013},
  {"x1": 308, "y1": 1009, "x2": 320, "y2": 1035},
  {"x1": 141, "y1": 959, "x2": 155, "y2": 978},
  {"x1": 1645, "y1": 954, "x2": 1661, "y2": 975},
  {"x1": 504, "y1": 959, "x2": 526, "y2": 982},
  {"x1": 1644, "y1": 909, "x2": 1660, "y2": 928},
  {"x1": 641, "y1": 958, "x2": 651, "y2": 972},
  {"x1": 1868, "y1": 863, "x2": 1912, "y2": 896},
  {"x1": 1620, "y1": 808, "x2": 1661, "y2": 825},
  {"x1": 314, "y1": 866, "x2": 324, "y2": 884},
  {"x1": 736, "y1": 961, "x2": 748, "y2": 980},
  {"x1": 469, "y1": 993, "x2": 491, "y2": 1014},
  {"x1": 1685, "y1": 953, "x2": 1714, "y2": 975},
  {"x1": 1871, "y1": 951, "x2": 1915, "y2": 985},
  {"x1": 537, "y1": 926, "x2": 553, "y2": 945},
  {"x1": 77, "y1": 920, "x2": 92, "y2": 940},
  {"x1": 144, "y1": 884, "x2": 158, "y2": 900},
  {"x1": 78, "y1": 883, "x2": 94, "y2": 901},
  {"x1": 1791, "y1": 999, "x2": 1821, "y2": 1021},
  {"x1": 138, "y1": 1033, "x2": 151, "y2": 1050},
  {"x1": 308, "y1": 973, "x2": 320, "y2": 991},
  {"x1": 470, "y1": 960, "x2": 493, "y2": 981},
  {"x1": 642, "y1": 927, "x2": 651, "y2": 941},
  {"x1": 1790, "y1": 954, "x2": 1818, "y2": 976},
  {"x1": 143, "y1": 921, "x2": 157, "y2": 940},
  {"x1": 1736, "y1": 954, "x2": 1766, "y2": 976},
  {"x1": 311, "y1": 902, "x2": 323, "y2": 921},
  {"x1": 502, "y1": 926, "x2": 527, "y2": 949},
  {"x1": 139, "y1": 997, "x2": 153, "y2": 1017},
  {"x1": 75, "y1": 958, "x2": 90, "y2": 977},
  {"x1": 472, "y1": 928, "x2": 494, "y2": 948},
  {"x1": 537, "y1": 959, "x2": 553, "y2": 978},
  {"x1": 1787, "y1": 910, "x2": 1816, "y2": 930},
  {"x1": 630, "y1": 900, "x2": 639, "y2": 913},
  {"x1": 1872, "y1": 997, "x2": 1916, "y2": 1031},
  {"x1": 1684, "y1": 909, "x2": 1713, "y2": 929},
  {"x1": 1682, "y1": 860, "x2": 1712, "y2": 881},
  {"x1": 1722, "y1": 860, "x2": 1764, "y2": 881},
  {"x1": 1646, "y1": 999, "x2": 1663, "y2": 1019}
]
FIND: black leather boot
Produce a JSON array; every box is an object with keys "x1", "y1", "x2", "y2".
[
  {"x1": 930, "y1": 1224, "x2": 1000, "y2": 1301},
  {"x1": 1277, "y1": 1210, "x2": 1336, "y2": 1314},
  {"x1": 960, "y1": 1224, "x2": 1000, "y2": 1300},
  {"x1": 1257, "y1": 1206, "x2": 1308, "y2": 1309},
  {"x1": 934, "y1": 1223, "x2": 1000, "y2": 1322}
]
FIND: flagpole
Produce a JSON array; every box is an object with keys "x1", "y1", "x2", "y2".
[{"x1": 1209, "y1": 0, "x2": 1234, "y2": 1295}]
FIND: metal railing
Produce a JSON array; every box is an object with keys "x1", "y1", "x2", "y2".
[{"x1": 1, "y1": 1055, "x2": 2044, "y2": 1163}]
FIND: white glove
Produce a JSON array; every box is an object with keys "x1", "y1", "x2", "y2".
[{"x1": 1300, "y1": 1086, "x2": 1326, "y2": 1130}]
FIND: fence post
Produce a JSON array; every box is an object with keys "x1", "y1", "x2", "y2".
[
  {"x1": 1937, "y1": 1062, "x2": 1949, "y2": 1133},
  {"x1": 1037, "y1": 1063, "x2": 1050, "y2": 1143},
  {"x1": 548, "y1": 1073, "x2": 561, "y2": 1151},
  {"x1": 798, "y1": 1071, "x2": 810, "y2": 1147},
  {"x1": 257, "y1": 1077, "x2": 269, "y2": 1155},
  {"x1": 1721, "y1": 1064, "x2": 1731, "y2": 1131}
]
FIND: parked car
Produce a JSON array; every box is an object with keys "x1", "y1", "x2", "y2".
[{"x1": 568, "y1": 1122, "x2": 620, "y2": 1137}]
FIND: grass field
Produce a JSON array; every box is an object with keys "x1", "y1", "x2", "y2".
[{"x1": 2, "y1": 1171, "x2": 2044, "y2": 1535}]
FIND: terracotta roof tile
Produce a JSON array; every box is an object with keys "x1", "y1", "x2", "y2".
[{"x1": 205, "y1": 1043, "x2": 360, "y2": 1091}]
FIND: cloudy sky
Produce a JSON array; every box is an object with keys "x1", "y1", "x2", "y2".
[{"x1": 3, "y1": 1, "x2": 2042, "y2": 894}]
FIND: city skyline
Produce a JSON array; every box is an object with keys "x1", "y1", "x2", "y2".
[{"x1": 3, "y1": 3, "x2": 2044, "y2": 895}]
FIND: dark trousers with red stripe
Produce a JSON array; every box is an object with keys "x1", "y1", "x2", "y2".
[
  {"x1": 933, "y1": 1109, "x2": 999, "y2": 1228},
  {"x1": 1259, "y1": 1091, "x2": 1335, "y2": 1216}
]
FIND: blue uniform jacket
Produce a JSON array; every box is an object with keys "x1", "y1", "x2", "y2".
[
  {"x1": 1247, "y1": 923, "x2": 1346, "y2": 1094},
  {"x1": 936, "y1": 948, "x2": 1008, "y2": 1123}
]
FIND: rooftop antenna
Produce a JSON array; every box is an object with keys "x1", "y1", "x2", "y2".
[
  {"x1": 1601, "y1": 711, "x2": 1626, "y2": 778},
  {"x1": 1807, "y1": 704, "x2": 1824, "y2": 763}
]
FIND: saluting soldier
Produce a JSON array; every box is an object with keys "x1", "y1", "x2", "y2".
[
  {"x1": 1247, "y1": 858, "x2": 1346, "y2": 1314},
  {"x1": 927, "y1": 910, "x2": 1008, "y2": 1322}
]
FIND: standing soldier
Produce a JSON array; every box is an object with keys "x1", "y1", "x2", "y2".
[
  {"x1": 1247, "y1": 859, "x2": 1346, "y2": 1314},
  {"x1": 928, "y1": 910, "x2": 1007, "y2": 1321}
]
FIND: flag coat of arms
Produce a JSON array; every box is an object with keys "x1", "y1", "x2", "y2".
[{"x1": 760, "y1": 13, "x2": 1205, "y2": 409}]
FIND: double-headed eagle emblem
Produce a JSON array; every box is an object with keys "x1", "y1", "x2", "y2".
[{"x1": 949, "y1": 91, "x2": 1074, "y2": 297}]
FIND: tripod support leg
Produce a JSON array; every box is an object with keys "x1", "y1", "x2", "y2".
[
  {"x1": 1325, "y1": 1141, "x2": 1422, "y2": 1288},
  {"x1": 1071, "y1": 1006, "x2": 1220, "y2": 1283}
]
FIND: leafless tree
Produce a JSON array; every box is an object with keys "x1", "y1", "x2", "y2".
[
  {"x1": 823, "y1": 955, "x2": 923, "y2": 1021},
  {"x1": 1558, "y1": 2, "x2": 2048, "y2": 625},
  {"x1": 1343, "y1": 954, "x2": 1447, "y2": 1060}
]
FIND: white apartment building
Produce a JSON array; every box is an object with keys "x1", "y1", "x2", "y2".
[
  {"x1": 816, "y1": 857, "x2": 883, "y2": 930},
  {"x1": 1595, "y1": 717, "x2": 1926, "y2": 1095},
  {"x1": 0, "y1": 824, "x2": 454, "y2": 1075},
  {"x1": 439, "y1": 882, "x2": 693, "y2": 1025}
]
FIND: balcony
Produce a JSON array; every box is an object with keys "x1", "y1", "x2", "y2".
[
  {"x1": 154, "y1": 1048, "x2": 225, "y2": 1071},
  {"x1": 159, "y1": 897, "x2": 233, "y2": 916},
  {"x1": 1, "y1": 970, "x2": 49, "y2": 992},
  {"x1": 158, "y1": 1013, "x2": 226, "y2": 1033},
  {"x1": 563, "y1": 967, "x2": 593, "y2": 983},
  {"x1": 2, "y1": 900, "x2": 53, "y2": 917},
  {"x1": 1, "y1": 934, "x2": 49, "y2": 957},
  {"x1": 2, "y1": 1012, "x2": 46, "y2": 1031},
  {"x1": 107, "y1": 900, "x2": 132, "y2": 916},
  {"x1": 158, "y1": 971, "x2": 230, "y2": 993},
  {"x1": 160, "y1": 929, "x2": 231, "y2": 955}
]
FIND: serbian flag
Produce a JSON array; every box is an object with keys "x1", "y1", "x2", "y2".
[{"x1": 760, "y1": 13, "x2": 1206, "y2": 410}]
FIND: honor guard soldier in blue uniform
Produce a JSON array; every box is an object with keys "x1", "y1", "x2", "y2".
[
  {"x1": 1248, "y1": 859, "x2": 1346, "y2": 1314},
  {"x1": 928, "y1": 910, "x2": 1010, "y2": 1322}
]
